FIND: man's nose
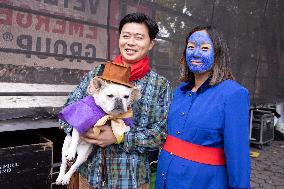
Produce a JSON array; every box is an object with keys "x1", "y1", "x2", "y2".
[{"x1": 126, "y1": 37, "x2": 136, "y2": 46}]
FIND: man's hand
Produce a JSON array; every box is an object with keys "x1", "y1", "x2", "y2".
[{"x1": 81, "y1": 125, "x2": 116, "y2": 148}]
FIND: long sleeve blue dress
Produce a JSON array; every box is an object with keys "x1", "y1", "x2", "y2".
[{"x1": 155, "y1": 79, "x2": 250, "y2": 189}]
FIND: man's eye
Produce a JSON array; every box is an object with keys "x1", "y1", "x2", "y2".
[
  {"x1": 136, "y1": 36, "x2": 143, "y2": 40},
  {"x1": 107, "y1": 94, "x2": 114, "y2": 98},
  {"x1": 124, "y1": 95, "x2": 129, "y2": 99},
  {"x1": 123, "y1": 35, "x2": 129, "y2": 38}
]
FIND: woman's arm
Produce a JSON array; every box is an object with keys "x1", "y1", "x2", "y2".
[{"x1": 224, "y1": 87, "x2": 250, "y2": 189}]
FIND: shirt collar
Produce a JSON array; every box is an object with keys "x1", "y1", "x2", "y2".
[{"x1": 181, "y1": 77, "x2": 212, "y2": 94}]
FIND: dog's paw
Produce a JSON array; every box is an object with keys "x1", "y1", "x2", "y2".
[
  {"x1": 61, "y1": 174, "x2": 72, "y2": 185},
  {"x1": 55, "y1": 176, "x2": 63, "y2": 185}
]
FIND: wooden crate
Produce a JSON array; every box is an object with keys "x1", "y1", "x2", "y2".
[{"x1": 0, "y1": 131, "x2": 53, "y2": 188}]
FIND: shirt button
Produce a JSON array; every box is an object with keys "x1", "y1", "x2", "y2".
[
  {"x1": 181, "y1": 112, "x2": 185, "y2": 116},
  {"x1": 189, "y1": 93, "x2": 192, "y2": 96},
  {"x1": 162, "y1": 173, "x2": 165, "y2": 176},
  {"x1": 170, "y1": 152, "x2": 173, "y2": 155},
  {"x1": 177, "y1": 131, "x2": 180, "y2": 134}
]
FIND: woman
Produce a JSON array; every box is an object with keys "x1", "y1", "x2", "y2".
[{"x1": 155, "y1": 26, "x2": 250, "y2": 189}]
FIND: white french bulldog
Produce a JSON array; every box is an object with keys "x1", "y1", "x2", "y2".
[{"x1": 56, "y1": 77, "x2": 141, "y2": 185}]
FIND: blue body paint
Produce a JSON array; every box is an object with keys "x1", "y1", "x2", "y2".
[{"x1": 185, "y1": 31, "x2": 215, "y2": 73}]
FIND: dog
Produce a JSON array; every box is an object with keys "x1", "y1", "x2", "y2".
[{"x1": 55, "y1": 76, "x2": 141, "y2": 185}]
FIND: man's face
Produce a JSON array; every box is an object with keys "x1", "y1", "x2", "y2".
[
  {"x1": 185, "y1": 30, "x2": 215, "y2": 73},
  {"x1": 119, "y1": 22, "x2": 154, "y2": 65}
]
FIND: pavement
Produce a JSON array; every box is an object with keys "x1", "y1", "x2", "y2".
[{"x1": 250, "y1": 140, "x2": 284, "y2": 189}]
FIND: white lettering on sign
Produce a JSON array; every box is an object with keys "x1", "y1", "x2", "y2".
[{"x1": 0, "y1": 162, "x2": 20, "y2": 174}]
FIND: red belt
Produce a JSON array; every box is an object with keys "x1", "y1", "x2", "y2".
[{"x1": 163, "y1": 135, "x2": 226, "y2": 165}]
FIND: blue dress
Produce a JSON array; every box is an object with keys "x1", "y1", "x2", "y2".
[{"x1": 155, "y1": 79, "x2": 250, "y2": 189}]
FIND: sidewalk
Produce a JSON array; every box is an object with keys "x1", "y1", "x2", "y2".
[{"x1": 250, "y1": 140, "x2": 284, "y2": 189}]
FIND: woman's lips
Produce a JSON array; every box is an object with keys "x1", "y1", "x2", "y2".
[{"x1": 191, "y1": 60, "x2": 202, "y2": 65}]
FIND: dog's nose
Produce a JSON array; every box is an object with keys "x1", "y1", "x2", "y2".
[{"x1": 114, "y1": 98, "x2": 123, "y2": 110}]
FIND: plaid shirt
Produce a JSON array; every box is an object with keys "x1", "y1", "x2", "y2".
[{"x1": 59, "y1": 65, "x2": 172, "y2": 189}]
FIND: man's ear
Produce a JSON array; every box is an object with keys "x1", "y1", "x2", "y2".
[
  {"x1": 130, "y1": 87, "x2": 141, "y2": 103},
  {"x1": 148, "y1": 40, "x2": 155, "y2": 51},
  {"x1": 88, "y1": 77, "x2": 106, "y2": 95}
]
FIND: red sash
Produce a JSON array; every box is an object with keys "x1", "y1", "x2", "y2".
[{"x1": 163, "y1": 135, "x2": 226, "y2": 165}]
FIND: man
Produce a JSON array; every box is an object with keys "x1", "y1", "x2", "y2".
[{"x1": 60, "y1": 12, "x2": 172, "y2": 189}]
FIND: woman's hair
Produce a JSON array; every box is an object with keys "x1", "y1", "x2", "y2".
[
  {"x1": 119, "y1": 12, "x2": 159, "y2": 40},
  {"x1": 179, "y1": 26, "x2": 235, "y2": 85}
]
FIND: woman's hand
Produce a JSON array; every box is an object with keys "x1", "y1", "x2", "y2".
[{"x1": 81, "y1": 125, "x2": 116, "y2": 148}]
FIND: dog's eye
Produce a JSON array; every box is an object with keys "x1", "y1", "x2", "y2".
[
  {"x1": 124, "y1": 95, "x2": 129, "y2": 99},
  {"x1": 107, "y1": 94, "x2": 114, "y2": 98}
]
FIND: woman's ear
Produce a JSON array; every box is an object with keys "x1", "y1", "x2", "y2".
[{"x1": 87, "y1": 77, "x2": 106, "y2": 95}]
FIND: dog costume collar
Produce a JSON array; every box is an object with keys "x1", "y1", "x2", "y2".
[{"x1": 93, "y1": 109, "x2": 133, "y2": 142}]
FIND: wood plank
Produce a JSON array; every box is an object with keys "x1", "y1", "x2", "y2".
[
  {"x1": 0, "y1": 119, "x2": 59, "y2": 132},
  {"x1": 0, "y1": 82, "x2": 76, "y2": 93},
  {"x1": 0, "y1": 96, "x2": 68, "y2": 108},
  {"x1": 0, "y1": 107, "x2": 60, "y2": 121}
]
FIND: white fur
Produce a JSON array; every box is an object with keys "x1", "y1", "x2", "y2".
[
  {"x1": 95, "y1": 83, "x2": 135, "y2": 116},
  {"x1": 56, "y1": 77, "x2": 140, "y2": 185}
]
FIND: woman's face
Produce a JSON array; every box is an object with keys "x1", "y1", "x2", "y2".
[
  {"x1": 185, "y1": 30, "x2": 215, "y2": 73},
  {"x1": 119, "y1": 22, "x2": 154, "y2": 65}
]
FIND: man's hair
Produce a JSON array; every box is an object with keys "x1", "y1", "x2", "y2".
[
  {"x1": 179, "y1": 26, "x2": 235, "y2": 85},
  {"x1": 119, "y1": 12, "x2": 159, "y2": 40}
]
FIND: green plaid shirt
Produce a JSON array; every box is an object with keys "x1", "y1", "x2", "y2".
[{"x1": 59, "y1": 65, "x2": 172, "y2": 189}]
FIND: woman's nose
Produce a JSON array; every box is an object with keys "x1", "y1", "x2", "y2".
[{"x1": 193, "y1": 48, "x2": 201, "y2": 57}]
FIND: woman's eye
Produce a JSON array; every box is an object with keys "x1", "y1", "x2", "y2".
[
  {"x1": 187, "y1": 45, "x2": 194, "y2": 49},
  {"x1": 202, "y1": 46, "x2": 209, "y2": 51},
  {"x1": 124, "y1": 95, "x2": 129, "y2": 99},
  {"x1": 107, "y1": 94, "x2": 114, "y2": 98}
]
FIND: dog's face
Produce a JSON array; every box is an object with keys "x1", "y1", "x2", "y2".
[{"x1": 88, "y1": 77, "x2": 141, "y2": 116}]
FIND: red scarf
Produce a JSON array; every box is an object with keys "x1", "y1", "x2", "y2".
[{"x1": 113, "y1": 55, "x2": 151, "y2": 81}]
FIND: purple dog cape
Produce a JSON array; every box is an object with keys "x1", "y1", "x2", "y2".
[{"x1": 58, "y1": 95, "x2": 134, "y2": 134}]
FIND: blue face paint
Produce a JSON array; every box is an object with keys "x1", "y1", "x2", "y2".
[{"x1": 185, "y1": 30, "x2": 214, "y2": 73}]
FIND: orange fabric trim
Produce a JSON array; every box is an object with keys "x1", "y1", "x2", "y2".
[{"x1": 163, "y1": 135, "x2": 226, "y2": 165}]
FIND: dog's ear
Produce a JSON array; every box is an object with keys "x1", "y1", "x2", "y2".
[
  {"x1": 130, "y1": 87, "x2": 141, "y2": 103},
  {"x1": 88, "y1": 77, "x2": 106, "y2": 95}
]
